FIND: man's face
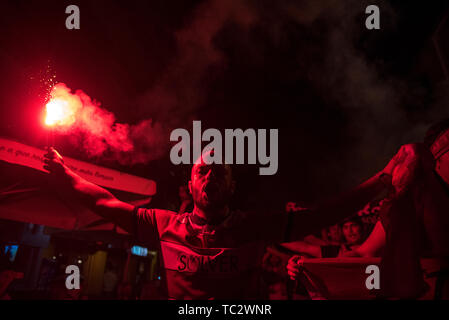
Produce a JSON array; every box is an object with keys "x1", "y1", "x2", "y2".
[
  {"x1": 189, "y1": 160, "x2": 234, "y2": 211},
  {"x1": 342, "y1": 222, "x2": 362, "y2": 245}
]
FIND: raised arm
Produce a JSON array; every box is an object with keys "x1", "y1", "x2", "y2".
[
  {"x1": 43, "y1": 148, "x2": 135, "y2": 233},
  {"x1": 287, "y1": 144, "x2": 414, "y2": 241}
]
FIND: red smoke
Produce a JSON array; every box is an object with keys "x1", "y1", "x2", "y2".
[{"x1": 45, "y1": 83, "x2": 166, "y2": 164}]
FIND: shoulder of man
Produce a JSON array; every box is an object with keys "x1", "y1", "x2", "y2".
[
  {"x1": 133, "y1": 207, "x2": 180, "y2": 241},
  {"x1": 134, "y1": 207, "x2": 178, "y2": 218}
]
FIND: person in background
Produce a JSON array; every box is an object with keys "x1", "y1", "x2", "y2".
[
  {"x1": 103, "y1": 262, "x2": 118, "y2": 299},
  {"x1": 43, "y1": 146, "x2": 402, "y2": 299},
  {"x1": 283, "y1": 216, "x2": 366, "y2": 260},
  {"x1": 288, "y1": 119, "x2": 449, "y2": 299},
  {"x1": 0, "y1": 250, "x2": 23, "y2": 300},
  {"x1": 286, "y1": 216, "x2": 376, "y2": 284},
  {"x1": 356, "y1": 199, "x2": 384, "y2": 234},
  {"x1": 320, "y1": 224, "x2": 343, "y2": 246}
]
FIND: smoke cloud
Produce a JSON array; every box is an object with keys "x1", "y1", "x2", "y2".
[
  {"x1": 134, "y1": 0, "x2": 257, "y2": 127},
  {"x1": 49, "y1": 83, "x2": 166, "y2": 165},
  {"x1": 49, "y1": 0, "x2": 449, "y2": 187}
]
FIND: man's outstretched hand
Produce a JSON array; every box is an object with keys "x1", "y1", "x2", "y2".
[
  {"x1": 42, "y1": 147, "x2": 135, "y2": 233},
  {"x1": 43, "y1": 147, "x2": 67, "y2": 176}
]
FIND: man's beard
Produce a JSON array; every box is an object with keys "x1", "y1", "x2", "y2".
[{"x1": 196, "y1": 188, "x2": 230, "y2": 211}]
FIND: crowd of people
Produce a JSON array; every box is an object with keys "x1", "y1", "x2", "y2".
[
  {"x1": 259, "y1": 199, "x2": 384, "y2": 299},
  {"x1": 41, "y1": 119, "x2": 449, "y2": 299},
  {"x1": 1, "y1": 119, "x2": 449, "y2": 299}
]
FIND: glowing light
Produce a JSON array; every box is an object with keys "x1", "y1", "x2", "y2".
[
  {"x1": 41, "y1": 82, "x2": 139, "y2": 162},
  {"x1": 131, "y1": 245, "x2": 148, "y2": 257},
  {"x1": 45, "y1": 98, "x2": 75, "y2": 127}
]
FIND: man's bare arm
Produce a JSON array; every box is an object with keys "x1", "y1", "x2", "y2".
[
  {"x1": 281, "y1": 241, "x2": 322, "y2": 257},
  {"x1": 287, "y1": 171, "x2": 387, "y2": 240},
  {"x1": 287, "y1": 144, "x2": 414, "y2": 240},
  {"x1": 43, "y1": 148, "x2": 135, "y2": 233}
]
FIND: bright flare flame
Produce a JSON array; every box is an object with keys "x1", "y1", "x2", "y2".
[
  {"x1": 41, "y1": 82, "x2": 164, "y2": 164},
  {"x1": 44, "y1": 98, "x2": 76, "y2": 127}
]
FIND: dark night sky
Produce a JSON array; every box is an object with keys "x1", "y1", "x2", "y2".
[{"x1": 1, "y1": 0, "x2": 449, "y2": 211}]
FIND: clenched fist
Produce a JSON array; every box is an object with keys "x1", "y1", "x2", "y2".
[
  {"x1": 43, "y1": 147, "x2": 67, "y2": 176},
  {"x1": 286, "y1": 255, "x2": 305, "y2": 281}
]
